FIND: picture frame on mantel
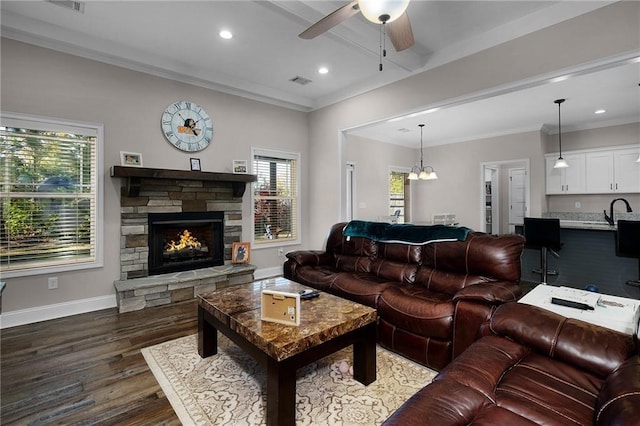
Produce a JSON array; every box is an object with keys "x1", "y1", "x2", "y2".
[
  {"x1": 233, "y1": 160, "x2": 247, "y2": 174},
  {"x1": 190, "y1": 158, "x2": 201, "y2": 171},
  {"x1": 120, "y1": 151, "x2": 143, "y2": 167},
  {"x1": 232, "y1": 241, "x2": 251, "y2": 264}
]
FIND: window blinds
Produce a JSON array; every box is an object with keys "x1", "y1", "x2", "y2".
[
  {"x1": 0, "y1": 122, "x2": 98, "y2": 274},
  {"x1": 253, "y1": 152, "x2": 299, "y2": 244}
]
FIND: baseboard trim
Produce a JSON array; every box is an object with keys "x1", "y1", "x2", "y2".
[
  {"x1": 0, "y1": 294, "x2": 118, "y2": 329},
  {"x1": 0, "y1": 267, "x2": 284, "y2": 328},
  {"x1": 254, "y1": 266, "x2": 283, "y2": 280}
]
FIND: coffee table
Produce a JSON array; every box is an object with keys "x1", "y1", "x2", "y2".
[
  {"x1": 197, "y1": 277, "x2": 377, "y2": 426},
  {"x1": 519, "y1": 284, "x2": 640, "y2": 335}
]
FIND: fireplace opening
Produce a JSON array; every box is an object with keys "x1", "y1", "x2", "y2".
[{"x1": 148, "y1": 211, "x2": 224, "y2": 275}]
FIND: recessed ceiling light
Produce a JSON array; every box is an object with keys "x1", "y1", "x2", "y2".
[
  {"x1": 318, "y1": 67, "x2": 329, "y2": 74},
  {"x1": 594, "y1": 109, "x2": 606, "y2": 114},
  {"x1": 219, "y1": 30, "x2": 233, "y2": 40}
]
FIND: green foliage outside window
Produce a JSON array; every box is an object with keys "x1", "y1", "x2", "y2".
[{"x1": 1, "y1": 123, "x2": 97, "y2": 272}]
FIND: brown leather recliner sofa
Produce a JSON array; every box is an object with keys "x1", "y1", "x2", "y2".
[
  {"x1": 283, "y1": 221, "x2": 525, "y2": 370},
  {"x1": 384, "y1": 302, "x2": 640, "y2": 425}
]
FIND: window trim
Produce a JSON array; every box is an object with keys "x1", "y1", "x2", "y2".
[
  {"x1": 251, "y1": 147, "x2": 301, "y2": 249},
  {"x1": 0, "y1": 112, "x2": 104, "y2": 278}
]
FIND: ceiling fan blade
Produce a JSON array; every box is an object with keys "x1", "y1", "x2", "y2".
[
  {"x1": 299, "y1": 0, "x2": 360, "y2": 39},
  {"x1": 387, "y1": 12, "x2": 414, "y2": 51}
]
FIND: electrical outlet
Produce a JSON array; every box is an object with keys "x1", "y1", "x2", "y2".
[
  {"x1": 48, "y1": 277, "x2": 58, "y2": 289},
  {"x1": 575, "y1": 201, "x2": 581, "y2": 209}
]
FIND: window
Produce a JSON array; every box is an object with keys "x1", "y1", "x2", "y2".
[
  {"x1": 389, "y1": 170, "x2": 410, "y2": 223},
  {"x1": 0, "y1": 113, "x2": 103, "y2": 277},
  {"x1": 252, "y1": 148, "x2": 299, "y2": 246}
]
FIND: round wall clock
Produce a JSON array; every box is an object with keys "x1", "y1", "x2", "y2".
[{"x1": 161, "y1": 100, "x2": 213, "y2": 152}]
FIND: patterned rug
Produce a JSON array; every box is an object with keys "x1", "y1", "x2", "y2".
[{"x1": 142, "y1": 334, "x2": 437, "y2": 425}]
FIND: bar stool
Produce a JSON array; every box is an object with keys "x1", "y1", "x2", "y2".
[
  {"x1": 616, "y1": 220, "x2": 640, "y2": 288},
  {"x1": 523, "y1": 217, "x2": 562, "y2": 284}
]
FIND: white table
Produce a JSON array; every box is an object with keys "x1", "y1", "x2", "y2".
[{"x1": 519, "y1": 284, "x2": 640, "y2": 335}]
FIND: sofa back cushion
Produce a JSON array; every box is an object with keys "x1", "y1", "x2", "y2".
[
  {"x1": 416, "y1": 232, "x2": 524, "y2": 294},
  {"x1": 368, "y1": 242, "x2": 421, "y2": 283},
  {"x1": 324, "y1": 222, "x2": 375, "y2": 273},
  {"x1": 490, "y1": 303, "x2": 636, "y2": 378}
]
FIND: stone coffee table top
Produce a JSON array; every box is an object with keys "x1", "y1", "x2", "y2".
[{"x1": 198, "y1": 277, "x2": 377, "y2": 361}]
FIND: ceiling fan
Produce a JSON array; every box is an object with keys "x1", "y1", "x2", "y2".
[{"x1": 299, "y1": 0, "x2": 415, "y2": 52}]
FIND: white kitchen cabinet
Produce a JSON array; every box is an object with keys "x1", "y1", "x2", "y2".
[
  {"x1": 545, "y1": 153, "x2": 585, "y2": 194},
  {"x1": 584, "y1": 147, "x2": 640, "y2": 193},
  {"x1": 585, "y1": 151, "x2": 614, "y2": 193},
  {"x1": 614, "y1": 147, "x2": 640, "y2": 193}
]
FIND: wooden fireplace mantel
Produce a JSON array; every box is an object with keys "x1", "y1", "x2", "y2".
[{"x1": 110, "y1": 166, "x2": 257, "y2": 197}]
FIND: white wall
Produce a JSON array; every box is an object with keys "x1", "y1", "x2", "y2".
[
  {"x1": 344, "y1": 135, "x2": 415, "y2": 221},
  {"x1": 410, "y1": 131, "x2": 543, "y2": 230},
  {"x1": 307, "y1": 1, "x2": 640, "y2": 247},
  {"x1": 0, "y1": 39, "x2": 308, "y2": 316}
]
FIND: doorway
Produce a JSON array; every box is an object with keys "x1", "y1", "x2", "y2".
[
  {"x1": 481, "y1": 159, "x2": 530, "y2": 234},
  {"x1": 509, "y1": 167, "x2": 527, "y2": 231},
  {"x1": 345, "y1": 162, "x2": 356, "y2": 221},
  {"x1": 484, "y1": 167, "x2": 498, "y2": 234}
]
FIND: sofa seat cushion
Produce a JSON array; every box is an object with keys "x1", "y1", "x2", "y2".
[
  {"x1": 289, "y1": 265, "x2": 340, "y2": 292},
  {"x1": 377, "y1": 285, "x2": 454, "y2": 339},
  {"x1": 383, "y1": 380, "x2": 539, "y2": 425},
  {"x1": 330, "y1": 272, "x2": 399, "y2": 308},
  {"x1": 434, "y1": 334, "x2": 602, "y2": 425},
  {"x1": 495, "y1": 352, "x2": 602, "y2": 424}
]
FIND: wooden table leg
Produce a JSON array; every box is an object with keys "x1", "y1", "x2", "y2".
[
  {"x1": 352, "y1": 322, "x2": 376, "y2": 385},
  {"x1": 198, "y1": 305, "x2": 217, "y2": 358},
  {"x1": 266, "y1": 357, "x2": 296, "y2": 426}
]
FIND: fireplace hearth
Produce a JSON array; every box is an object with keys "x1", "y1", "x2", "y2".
[{"x1": 148, "y1": 211, "x2": 224, "y2": 275}]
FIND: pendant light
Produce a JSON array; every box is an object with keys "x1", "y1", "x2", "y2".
[
  {"x1": 408, "y1": 124, "x2": 438, "y2": 180},
  {"x1": 553, "y1": 99, "x2": 569, "y2": 168}
]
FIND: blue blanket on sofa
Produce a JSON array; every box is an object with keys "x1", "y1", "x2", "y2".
[{"x1": 343, "y1": 220, "x2": 472, "y2": 245}]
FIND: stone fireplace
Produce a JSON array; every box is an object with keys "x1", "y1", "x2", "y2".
[{"x1": 111, "y1": 166, "x2": 257, "y2": 312}]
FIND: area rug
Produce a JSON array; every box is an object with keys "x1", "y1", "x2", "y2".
[{"x1": 142, "y1": 334, "x2": 437, "y2": 425}]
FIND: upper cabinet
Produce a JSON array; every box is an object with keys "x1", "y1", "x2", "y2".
[
  {"x1": 546, "y1": 145, "x2": 640, "y2": 195},
  {"x1": 613, "y1": 147, "x2": 640, "y2": 193},
  {"x1": 545, "y1": 153, "x2": 585, "y2": 194}
]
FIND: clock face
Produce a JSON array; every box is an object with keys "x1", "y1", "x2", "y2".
[{"x1": 161, "y1": 101, "x2": 213, "y2": 152}]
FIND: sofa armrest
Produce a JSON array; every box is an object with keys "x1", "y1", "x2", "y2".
[
  {"x1": 595, "y1": 355, "x2": 640, "y2": 425},
  {"x1": 285, "y1": 250, "x2": 333, "y2": 267},
  {"x1": 452, "y1": 282, "x2": 521, "y2": 304}
]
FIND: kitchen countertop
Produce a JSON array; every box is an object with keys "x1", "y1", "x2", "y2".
[{"x1": 559, "y1": 220, "x2": 616, "y2": 231}]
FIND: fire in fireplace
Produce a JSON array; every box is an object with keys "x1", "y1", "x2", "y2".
[{"x1": 148, "y1": 211, "x2": 224, "y2": 275}]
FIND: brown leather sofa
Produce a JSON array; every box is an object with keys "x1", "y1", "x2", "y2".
[
  {"x1": 283, "y1": 222, "x2": 525, "y2": 370},
  {"x1": 384, "y1": 302, "x2": 640, "y2": 426}
]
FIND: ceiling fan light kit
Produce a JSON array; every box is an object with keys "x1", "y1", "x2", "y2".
[
  {"x1": 359, "y1": 0, "x2": 410, "y2": 24},
  {"x1": 299, "y1": 0, "x2": 414, "y2": 70}
]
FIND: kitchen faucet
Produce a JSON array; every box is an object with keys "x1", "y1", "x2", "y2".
[{"x1": 604, "y1": 198, "x2": 633, "y2": 226}]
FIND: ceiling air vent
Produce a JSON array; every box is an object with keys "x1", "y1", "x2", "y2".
[
  {"x1": 289, "y1": 76, "x2": 312, "y2": 86},
  {"x1": 47, "y1": 1, "x2": 85, "y2": 13}
]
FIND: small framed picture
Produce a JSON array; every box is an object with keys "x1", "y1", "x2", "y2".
[
  {"x1": 120, "y1": 151, "x2": 143, "y2": 167},
  {"x1": 190, "y1": 158, "x2": 201, "y2": 171},
  {"x1": 231, "y1": 241, "x2": 251, "y2": 264},
  {"x1": 233, "y1": 160, "x2": 247, "y2": 174}
]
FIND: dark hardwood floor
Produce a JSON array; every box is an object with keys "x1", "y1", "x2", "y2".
[{"x1": 1, "y1": 300, "x2": 198, "y2": 425}]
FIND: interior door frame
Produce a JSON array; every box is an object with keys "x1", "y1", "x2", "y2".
[
  {"x1": 508, "y1": 166, "x2": 527, "y2": 232},
  {"x1": 480, "y1": 158, "x2": 530, "y2": 234}
]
